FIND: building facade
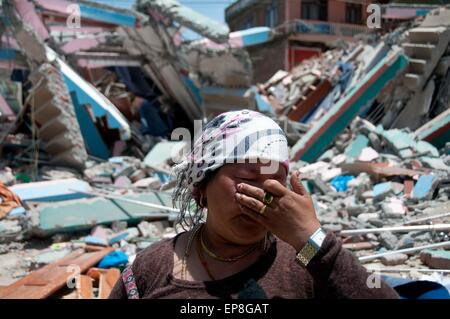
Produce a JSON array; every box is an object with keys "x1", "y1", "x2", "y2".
[{"x1": 225, "y1": 0, "x2": 387, "y2": 83}]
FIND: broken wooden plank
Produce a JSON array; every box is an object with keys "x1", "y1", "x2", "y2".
[
  {"x1": 288, "y1": 79, "x2": 332, "y2": 122},
  {"x1": 340, "y1": 162, "x2": 423, "y2": 178},
  {"x1": 77, "y1": 275, "x2": 94, "y2": 299},
  {"x1": 87, "y1": 267, "x2": 120, "y2": 299},
  {"x1": 100, "y1": 268, "x2": 120, "y2": 299},
  {"x1": 0, "y1": 247, "x2": 114, "y2": 299}
]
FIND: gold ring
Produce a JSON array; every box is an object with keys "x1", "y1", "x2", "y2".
[
  {"x1": 259, "y1": 204, "x2": 267, "y2": 215},
  {"x1": 263, "y1": 192, "x2": 274, "y2": 205}
]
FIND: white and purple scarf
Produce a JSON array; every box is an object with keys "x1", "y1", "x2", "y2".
[{"x1": 172, "y1": 109, "x2": 289, "y2": 224}]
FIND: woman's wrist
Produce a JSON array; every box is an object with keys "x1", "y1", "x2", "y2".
[{"x1": 288, "y1": 221, "x2": 322, "y2": 252}]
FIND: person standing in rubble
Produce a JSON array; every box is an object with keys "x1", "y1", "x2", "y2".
[{"x1": 109, "y1": 110, "x2": 398, "y2": 299}]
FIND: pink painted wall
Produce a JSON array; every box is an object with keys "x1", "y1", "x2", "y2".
[
  {"x1": 286, "y1": 0, "x2": 302, "y2": 22},
  {"x1": 328, "y1": 1, "x2": 347, "y2": 23}
]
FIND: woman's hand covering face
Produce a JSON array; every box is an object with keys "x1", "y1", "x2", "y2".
[{"x1": 235, "y1": 171, "x2": 321, "y2": 251}]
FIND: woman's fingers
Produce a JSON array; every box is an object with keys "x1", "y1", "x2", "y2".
[
  {"x1": 239, "y1": 204, "x2": 266, "y2": 222},
  {"x1": 235, "y1": 192, "x2": 265, "y2": 213},
  {"x1": 236, "y1": 183, "x2": 265, "y2": 202},
  {"x1": 262, "y1": 179, "x2": 287, "y2": 197},
  {"x1": 290, "y1": 171, "x2": 308, "y2": 196}
]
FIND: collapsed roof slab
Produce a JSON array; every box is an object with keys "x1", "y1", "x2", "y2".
[
  {"x1": 137, "y1": 0, "x2": 229, "y2": 43},
  {"x1": 34, "y1": 0, "x2": 138, "y2": 27},
  {"x1": 36, "y1": 192, "x2": 175, "y2": 235},
  {"x1": 119, "y1": 26, "x2": 203, "y2": 120},
  {"x1": 415, "y1": 108, "x2": 450, "y2": 150},
  {"x1": 291, "y1": 48, "x2": 409, "y2": 162},
  {"x1": 189, "y1": 27, "x2": 273, "y2": 51},
  {"x1": 45, "y1": 46, "x2": 131, "y2": 141},
  {"x1": 13, "y1": 0, "x2": 49, "y2": 41}
]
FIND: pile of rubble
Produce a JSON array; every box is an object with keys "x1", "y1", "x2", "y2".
[
  {"x1": 0, "y1": 1, "x2": 449, "y2": 298},
  {"x1": 0, "y1": 152, "x2": 183, "y2": 298},
  {"x1": 292, "y1": 117, "x2": 449, "y2": 270}
]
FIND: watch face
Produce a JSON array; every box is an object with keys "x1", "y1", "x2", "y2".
[
  {"x1": 310, "y1": 230, "x2": 326, "y2": 249},
  {"x1": 315, "y1": 231, "x2": 326, "y2": 243}
]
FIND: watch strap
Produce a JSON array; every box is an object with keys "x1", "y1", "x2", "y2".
[{"x1": 295, "y1": 228, "x2": 326, "y2": 267}]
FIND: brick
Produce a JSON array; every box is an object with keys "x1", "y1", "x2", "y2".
[{"x1": 420, "y1": 249, "x2": 450, "y2": 269}]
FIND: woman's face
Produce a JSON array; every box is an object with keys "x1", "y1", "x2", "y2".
[{"x1": 204, "y1": 161, "x2": 287, "y2": 245}]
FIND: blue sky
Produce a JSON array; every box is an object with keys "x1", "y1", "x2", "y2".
[
  {"x1": 91, "y1": 0, "x2": 234, "y2": 39},
  {"x1": 91, "y1": 0, "x2": 233, "y2": 23}
]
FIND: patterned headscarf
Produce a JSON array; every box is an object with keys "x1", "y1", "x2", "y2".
[{"x1": 172, "y1": 109, "x2": 289, "y2": 227}]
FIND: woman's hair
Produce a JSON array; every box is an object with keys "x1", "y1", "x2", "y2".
[{"x1": 172, "y1": 168, "x2": 218, "y2": 231}]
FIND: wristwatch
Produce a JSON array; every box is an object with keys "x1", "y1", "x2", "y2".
[{"x1": 295, "y1": 227, "x2": 327, "y2": 267}]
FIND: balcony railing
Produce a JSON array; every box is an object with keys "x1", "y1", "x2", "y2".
[
  {"x1": 225, "y1": 0, "x2": 259, "y2": 21},
  {"x1": 285, "y1": 19, "x2": 369, "y2": 38}
]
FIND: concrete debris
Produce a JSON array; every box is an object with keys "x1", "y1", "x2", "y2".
[
  {"x1": 380, "y1": 253, "x2": 409, "y2": 266},
  {"x1": 420, "y1": 249, "x2": 450, "y2": 269},
  {"x1": 28, "y1": 63, "x2": 88, "y2": 169},
  {"x1": 379, "y1": 232, "x2": 399, "y2": 250},
  {"x1": 137, "y1": 0, "x2": 229, "y2": 43},
  {"x1": 0, "y1": 0, "x2": 449, "y2": 298}
]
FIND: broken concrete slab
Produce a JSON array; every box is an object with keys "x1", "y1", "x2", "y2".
[
  {"x1": 35, "y1": 191, "x2": 175, "y2": 235},
  {"x1": 396, "y1": 235, "x2": 415, "y2": 250},
  {"x1": 357, "y1": 147, "x2": 379, "y2": 162},
  {"x1": 378, "y1": 232, "x2": 399, "y2": 250},
  {"x1": 191, "y1": 27, "x2": 273, "y2": 51},
  {"x1": 13, "y1": 0, "x2": 50, "y2": 41},
  {"x1": 412, "y1": 175, "x2": 440, "y2": 200},
  {"x1": 420, "y1": 157, "x2": 449, "y2": 171},
  {"x1": 133, "y1": 177, "x2": 161, "y2": 189},
  {"x1": 10, "y1": 178, "x2": 92, "y2": 202},
  {"x1": 143, "y1": 141, "x2": 187, "y2": 169},
  {"x1": 320, "y1": 168, "x2": 342, "y2": 182},
  {"x1": 344, "y1": 134, "x2": 369, "y2": 159},
  {"x1": 357, "y1": 212, "x2": 380, "y2": 223},
  {"x1": 298, "y1": 161, "x2": 330, "y2": 176},
  {"x1": 420, "y1": 249, "x2": 450, "y2": 269},
  {"x1": 420, "y1": 7, "x2": 450, "y2": 27},
  {"x1": 379, "y1": 129, "x2": 416, "y2": 155},
  {"x1": 415, "y1": 107, "x2": 450, "y2": 149},
  {"x1": 45, "y1": 46, "x2": 131, "y2": 141},
  {"x1": 415, "y1": 140, "x2": 440, "y2": 157},
  {"x1": 137, "y1": 221, "x2": 164, "y2": 238},
  {"x1": 373, "y1": 182, "x2": 404, "y2": 201},
  {"x1": 291, "y1": 49, "x2": 408, "y2": 162},
  {"x1": 380, "y1": 253, "x2": 408, "y2": 266},
  {"x1": 392, "y1": 79, "x2": 435, "y2": 130},
  {"x1": 381, "y1": 198, "x2": 406, "y2": 218},
  {"x1": 138, "y1": 0, "x2": 229, "y2": 43},
  {"x1": 34, "y1": 0, "x2": 138, "y2": 27}
]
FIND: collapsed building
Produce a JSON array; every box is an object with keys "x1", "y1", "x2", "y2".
[{"x1": 0, "y1": 1, "x2": 449, "y2": 299}]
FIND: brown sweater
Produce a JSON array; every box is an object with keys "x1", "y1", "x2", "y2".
[{"x1": 109, "y1": 232, "x2": 399, "y2": 299}]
